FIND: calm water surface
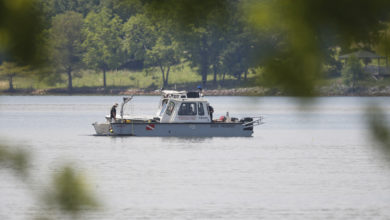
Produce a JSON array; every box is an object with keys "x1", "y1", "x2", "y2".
[{"x1": 1, "y1": 96, "x2": 390, "y2": 219}]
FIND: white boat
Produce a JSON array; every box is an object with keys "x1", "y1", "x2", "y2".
[{"x1": 92, "y1": 90, "x2": 262, "y2": 137}]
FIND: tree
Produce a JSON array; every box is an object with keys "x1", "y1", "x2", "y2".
[
  {"x1": 49, "y1": 0, "x2": 100, "y2": 16},
  {"x1": 101, "y1": 0, "x2": 143, "y2": 21},
  {"x1": 219, "y1": 10, "x2": 262, "y2": 85},
  {"x1": 180, "y1": 25, "x2": 220, "y2": 87},
  {"x1": 83, "y1": 8, "x2": 123, "y2": 88},
  {"x1": 0, "y1": 62, "x2": 30, "y2": 91},
  {"x1": 146, "y1": 31, "x2": 181, "y2": 88},
  {"x1": 49, "y1": 11, "x2": 84, "y2": 91},
  {"x1": 342, "y1": 56, "x2": 367, "y2": 91},
  {"x1": 122, "y1": 14, "x2": 180, "y2": 88},
  {"x1": 140, "y1": 0, "x2": 229, "y2": 87},
  {"x1": 141, "y1": 0, "x2": 390, "y2": 95},
  {"x1": 243, "y1": 0, "x2": 390, "y2": 96},
  {"x1": 122, "y1": 14, "x2": 156, "y2": 69}
]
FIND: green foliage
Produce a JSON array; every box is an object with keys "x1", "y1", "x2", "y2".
[
  {"x1": 0, "y1": 144, "x2": 30, "y2": 177},
  {"x1": 177, "y1": 17, "x2": 228, "y2": 86},
  {"x1": 105, "y1": 0, "x2": 143, "y2": 21},
  {"x1": 374, "y1": 23, "x2": 390, "y2": 61},
  {"x1": 139, "y1": 0, "x2": 275, "y2": 87},
  {"x1": 142, "y1": 0, "x2": 229, "y2": 29},
  {"x1": 3, "y1": 1, "x2": 390, "y2": 219},
  {"x1": 46, "y1": 165, "x2": 98, "y2": 216},
  {"x1": 122, "y1": 14, "x2": 181, "y2": 87},
  {"x1": 83, "y1": 7, "x2": 123, "y2": 87},
  {"x1": 220, "y1": 15, "x2": 262, "y2": 83},
  {"x1": 0, "y1": 0, "x2": 45, "y2": 65},
  {"x1": 50, "y1": 0, "x2": 100, "y2": 16},
  {"x1": 243, "y1": 0, "x2": 390, "y2": 96},
  {"x1": 368, "y1": 107, "x2": 390, "y2": 156},
  {"x1": 145, "y1": 24, "x2": 181, "y2": 87},
  {"x1": 0, "y1": 61, "x2": 31, "y2": 91},
  {"x1": 2, "y1": 0, "x2": 390, "y2": 92},
  {"x1": 1, "y1": 143, "x2": 98, "y2": 219},
  {"x1": 341, "y1": 56, "x2": 366, "y2": 88},
  {"x1": 146, "y1": 36, "x2": 181, "y2": 87},
  {"x1": 122, "y1": 14, "x2": 155, "y2": 63},
  {"x1": 141, "y1": 0, "x2": 234, "y2": 87},
  {"x1": 49, "y1": 11, "x2": 84, "y2": 90}
]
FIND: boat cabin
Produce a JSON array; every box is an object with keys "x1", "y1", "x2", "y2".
[{"x1": 156, "y1": 90, "x2": 212, "y2": 123}]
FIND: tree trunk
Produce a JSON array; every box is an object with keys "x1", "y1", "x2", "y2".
[
  {"x1": 103, "y1": 67, "x2": 107, "y2": 88},
  {"x1": 67, "y1": 67, "x2": 73, "y2": 91},
  {"x1": 202, "y1": 70, "x2": 207, "y2": 87},
  {"x1": 386, "y1": 30, "x2": 389, "y2": 70},
  {"x1": 164, "y1": 66, "x2": 170, "y2": 88},
  {"x1": 221, "y1": 72, "x2": 226, "y2": 86},
  {"x1": 200, "y1": 39, "x2": 209, "y2": 87},
  {"x1": 8, "y1": 75, "x2": 14, "y2": 91},
  {"x1": 212, "y1": 65, "x2": 218, "y2": 86},
  {"x1": 244, "y1": 70, "x2": 248, "y2": 81},
  {"x1": 201, "y1": 57, "x2": 208, "y2": 87},
  {"x1": 352, "y1": 72, "x2": 356, "y2": 94},
  {"x1": 159, "y1": 64, "x2": 166, "y2": 88}
]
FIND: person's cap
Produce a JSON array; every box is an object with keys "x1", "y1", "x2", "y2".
[{"x1": 114, "y1": 103, "x2": 118, "y2": 106}]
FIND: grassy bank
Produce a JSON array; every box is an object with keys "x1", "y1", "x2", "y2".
[
  {"x1": 1, "y1": 64, "x2": 390, "y2": 96},
  {"x1": 0, "y1": 64, "x2": 258, "y2": 91}
]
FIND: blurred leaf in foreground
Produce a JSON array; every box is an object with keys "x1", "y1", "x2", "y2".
[
  {"x1": 0, "y1": 144, "x2": 30, "y2": 177},
  {"x1": 244, "y1": 0, "x2": 390, "y2": 96},
  {"x1": 45, "y1": 165, "x2": 98, "y2": 217},
  {"x1": 368, "y1": 106, "x2": 390, "y2": 156},
  {"x1": 0, "y1": 0, "x2": 45, "y2": 65}
]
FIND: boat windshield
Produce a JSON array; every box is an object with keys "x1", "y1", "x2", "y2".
[{"x1": 178, "y1": 102, "x2": 197, "y2": 115}]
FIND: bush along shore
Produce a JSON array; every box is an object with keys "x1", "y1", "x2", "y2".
[{"x1": 1, "y1": 85, "x2": 390, "y2": 96}]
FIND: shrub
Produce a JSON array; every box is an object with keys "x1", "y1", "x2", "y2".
[{"x1": 342, "y1": 56, "x2": 367, "y2": 88}]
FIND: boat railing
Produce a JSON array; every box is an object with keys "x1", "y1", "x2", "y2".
[
  {"x1": 243, "y1": 117, "x2": 264, "y2": 127},
  {"x1": 120, "y1": 96, "x2": 133, "y2": 119}
]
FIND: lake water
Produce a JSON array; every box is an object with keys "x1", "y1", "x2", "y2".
[{"x1": 1, "y1": 96, "x2": 390, "y2": 219}]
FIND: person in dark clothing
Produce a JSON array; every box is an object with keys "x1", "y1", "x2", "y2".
[
  {"x1": 110, "y1": 103, "x2": 118, "y2": 122},
  {"x1": 208, "y1": 105, "x2": 214, "y2": 122}
]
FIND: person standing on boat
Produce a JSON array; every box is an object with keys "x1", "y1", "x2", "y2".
[
  {"x1": 110, "y1": 103, "x2": 118, "y2": 122},
  {"x1": 208, "y1": 105, "x2": 214, "y2": 122}
]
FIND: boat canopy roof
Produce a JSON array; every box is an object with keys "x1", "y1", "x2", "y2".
[{"x1": 161, "y1": 90, "x2": 202, "y2": 99}]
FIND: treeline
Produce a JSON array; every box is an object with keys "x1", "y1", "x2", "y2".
[
  {"x1": 2, "y1": 0, "x2": 390, "y2": 95},
  {"x1": 1, "y1": 0, "x2": 268, "y2": 91}
]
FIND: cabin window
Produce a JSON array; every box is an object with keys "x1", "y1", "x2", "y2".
[
  {"x1": 198, "y1": 103, "x2": 205, "y2": 115},
  {"x1": 166, "y1": 101, "x2": 175, "y2": 116},
  {"x1": 159, "y1": 99, "x2": 168, "y2": 116},
  {"x1": 178, "y1": 102, "x2": 197, "y2": 115}
]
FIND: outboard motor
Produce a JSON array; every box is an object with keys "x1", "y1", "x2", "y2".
[{"x1": 242, "y1": 117, "x2": 254, "y2": 131}]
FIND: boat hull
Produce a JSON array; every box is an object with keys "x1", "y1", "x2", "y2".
[
  {"x1": 92, "y1": 122, "x2": 111, "y2": 135},
  {"x1": 110, "y1": 122, "x2": 253, "y2": 137}
]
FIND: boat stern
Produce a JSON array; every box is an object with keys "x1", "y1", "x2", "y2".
[{"x1": 92, "y1": 122, "x2": 111, "y2": 135}]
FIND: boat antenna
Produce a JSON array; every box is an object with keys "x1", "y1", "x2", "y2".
[{"x1": 120, "y1": 96, "x2": 133, "y2": 119}]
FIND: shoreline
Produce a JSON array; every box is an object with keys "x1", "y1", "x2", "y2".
[{"x1": 1, "y1": 85, "x2": 390, "y2": 96}]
